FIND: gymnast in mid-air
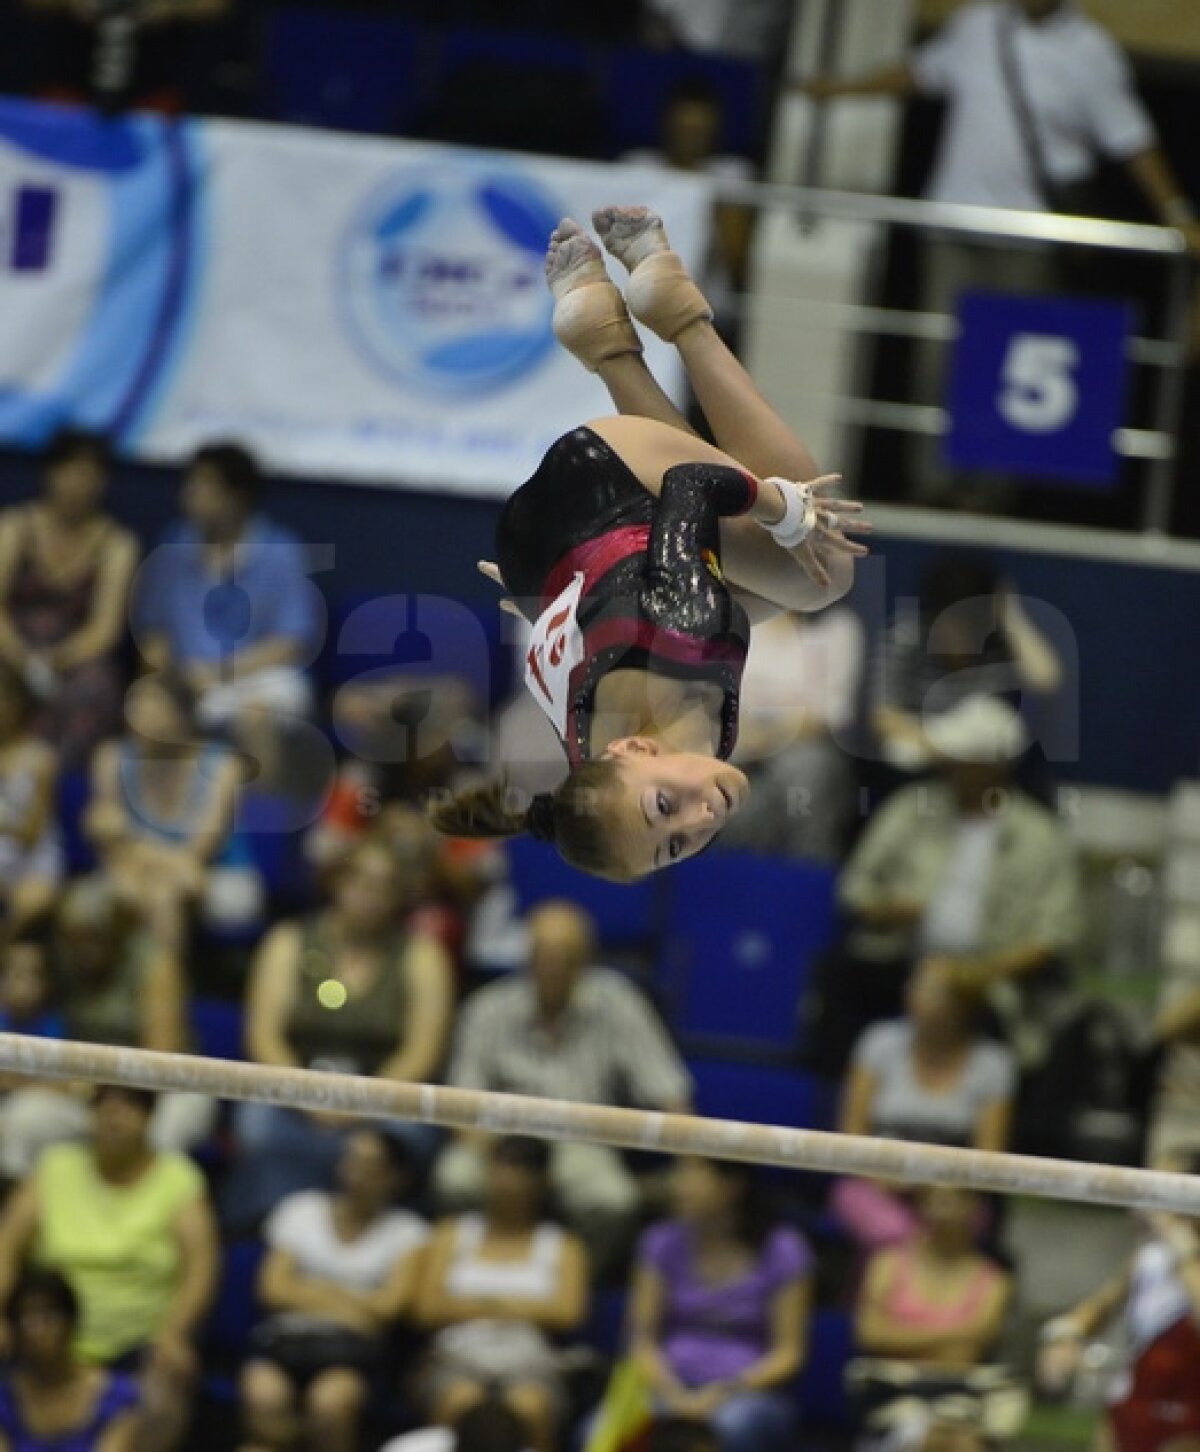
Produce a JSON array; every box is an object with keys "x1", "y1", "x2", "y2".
[{"x1": 432, "y1": 206, "x2": 870, "y2": 880}]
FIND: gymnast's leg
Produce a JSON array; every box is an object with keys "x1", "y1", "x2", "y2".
[
  {"x1": 545, "y1": 219, "x2": 699, "y2": 435},
  {"x1": 593, "y1": 204, "x2": 821, "y2": 483}
]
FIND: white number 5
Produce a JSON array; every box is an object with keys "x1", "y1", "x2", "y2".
[{"x1": 998, "y1": 334, "x2": 1080, "y2": 433}]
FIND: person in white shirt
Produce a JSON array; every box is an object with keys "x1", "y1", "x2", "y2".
[
  {"x1": 800, "y1": 0, "x2": 1200, "y2": 502},
  {"x1": 240, "y1": 1129, "x2": 429, "y2": 1452},
  {"x1": 803, "y1": 0, "x2": 1197, "y2": 234},
  {"x1": 719, "y1": 606, "x2": 864, "y2": 860}
]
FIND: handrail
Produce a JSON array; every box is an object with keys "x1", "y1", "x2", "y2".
[{"x1": 704, "y1": 174, "x2": 1190, "y2": 257}]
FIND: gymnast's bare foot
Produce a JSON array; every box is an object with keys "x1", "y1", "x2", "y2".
[
  {"x1": 545, "y1": 218, "x2": 641, "y2": 371},
  {"x1": 592, "y1": 205, "x2": 712, "y2": 343},
  {"x1": 592, "y1": 205, "x2": 671, "y2": 272}
]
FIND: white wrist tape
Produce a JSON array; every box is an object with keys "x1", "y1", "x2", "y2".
[{"x1": 761, "y1": 477, "x2": 818, "y2": 550}]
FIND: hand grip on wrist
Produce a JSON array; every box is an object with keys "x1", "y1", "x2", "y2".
[{"x1": 761, "y1": 477, "x2": 818, "y2": 550}]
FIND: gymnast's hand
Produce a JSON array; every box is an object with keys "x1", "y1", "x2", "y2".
[
  {"x1": 763, "y1": 474, "x2": 873, "y2": 589},
  {"x1": 477, "y1": 561, "x2": 526, "y2": 618}
]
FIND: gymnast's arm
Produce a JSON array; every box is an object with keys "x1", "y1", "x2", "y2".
[{"x1": 585, "y1": 415, "x2": 862, "y2": 614}]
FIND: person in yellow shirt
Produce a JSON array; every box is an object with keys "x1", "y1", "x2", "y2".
[{"x1": 0, "y1": 1086, "x2": 219, "y2": 1452}]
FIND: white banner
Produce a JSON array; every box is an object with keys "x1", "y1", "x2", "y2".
[{"x1": 0, "y1": 100, "x2": 713, "y2": 498}]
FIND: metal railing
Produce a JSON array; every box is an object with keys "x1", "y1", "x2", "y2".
[{"x1": 709, "y1": 173, "x2": 1193, "y2": 537}]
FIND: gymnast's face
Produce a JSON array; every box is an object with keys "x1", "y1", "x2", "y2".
[{"x1": 602, "y1": 737, "x2": 748, "y2": 875}]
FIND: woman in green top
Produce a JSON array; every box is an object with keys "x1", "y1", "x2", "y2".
[
  {"x1": 222, "y1": 837, "x2": 455, "y2": 1229},
  {"x1": 0, "y1": 1087, "x2": 219, "y2": 1452}
]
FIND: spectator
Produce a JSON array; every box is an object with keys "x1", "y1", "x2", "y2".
[
  {"x1": 622, "y1": 75, "x2": 758, "y2": 337},
  {"x1": 0, "y1": 877, "x2": 219, "y2": 1174},
  {"x1": 222, "y1": 837, "x2": 454, "y2": 1228},
  {"x1": 832, "y1": 959, "x2": 1016, "y2": 1253},
  {"x1": 241, "y1": 1129, "x2": 430, "y2": 1452},
  {"x1": 84, "y1": 671, "x2": 255, "y2": 948},
  {"x1": 719, "y1": 607, "x2": 864, "y2": 860},
  {"x1": 802, "y1": 1, "x2": 1200, "y2": 505},
  {"x1": 1148, "y1": 986, "x2": 1200, "y2": 1168},
  {"x1": 413, "y1": 1136, "x2": 588, "y2": 1452},
  {"x1": 1038, "y1": 1204, "x2": 1200, "y2": 1452},
  {"x1": 0, "y1": 938, "x2": 76, "y2": 1181},
  {"x1": 380, "y1": 1395, "x2": 534, "y2": 1452},
  {"x1": 808, "y1": 696, "x2": 1080, "y2": 1076},
  {"x1": 870, "y1": 554, "x2": 1060, "y2": 776},
  {"x1": 0, "y1": 430, "x2": 136, "y2": 771},
  {"x1": 134, "y1": 443, "x2": 319, "y2": 786},
  {"x1": 627, "y1": 1157, "x2": 812, "y2": 1452},
  {"x1": 0, "y1": 1269, "x2": 141, "y2": 1452},
  {"x1": 803, "y1": 1, "x2": 1199, "y2": 237},
  {"x1": 0, "y1": 661, "x2": 62, "y2": 940},
  {"x1": 0, "y1": 1086, "x2": 219, "y2": 1452},
  {"x1": 856, "y1": 1187, "x2": 1010, "y2": 1364},
  {"x1": 434, "y1": 901, "x2": 691, "y2": 1268},
  {"x1": 18, "y1": 0, "x2": 232, "y2": 115}
]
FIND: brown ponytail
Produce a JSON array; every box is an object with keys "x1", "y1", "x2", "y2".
[{"x1": 428, "y1": 760, "x2": 636, "y2": 881}]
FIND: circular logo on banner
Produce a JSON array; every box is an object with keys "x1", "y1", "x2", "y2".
[{"x1": 339, "y1": 163, "x2": 561, "y2": 398}]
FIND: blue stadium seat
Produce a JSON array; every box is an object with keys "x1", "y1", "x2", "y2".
[
  {"x1": 189, "y1": 999, "x2": 245, "y2": 1061},
  {"x1": 233, "y1": 789, "x2": 315, "y2": 908},
  {"x1": 57, "y1": 769, "x2": 95, "y2": 876},
  {"x1": 324, "y1": 591, "x2": 509, "y2": 707},
  {"x1": 203, "y1": 1239, "x2": 266, "y2": 1403},
  {"x1": 798, "y1": 1309, "x2": 854, "y2": 1428},
  {"x1": 661, "y1": 853, "x2": 837, "y2": 1051},
  {"x1": 504, "y1": 836, "x2": 658, "y2": 953},
  {"x1": 261, "y1": 9, "x2": 427, "y2": 135},
  {"x1": 686, "y1": 1057, "x2": 818, "y2": 1132}
]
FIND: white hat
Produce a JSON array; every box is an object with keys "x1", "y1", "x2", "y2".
[{"x1": 924, "y1": 695, "x2": 1029, "y2": 764}]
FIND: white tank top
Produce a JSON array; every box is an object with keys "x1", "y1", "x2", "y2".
[{"x1": 445, "y1": 1215, "x2": 564, "y2": 1302}]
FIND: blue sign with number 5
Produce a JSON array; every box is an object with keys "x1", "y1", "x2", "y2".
[{"x1": 945, "y1": 290, "x2": 1132, "y2": 486}]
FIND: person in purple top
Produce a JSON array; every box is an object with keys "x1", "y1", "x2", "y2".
[
  {"x1": 628, "y1": 1157, "x2": 813, "y2": 1452},
  {"x1": 0, "y1": 1270, "x2": 140, "y2": 1452}
]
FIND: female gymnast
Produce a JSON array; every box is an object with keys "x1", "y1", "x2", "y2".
[{"x1": 432, "y1": 206, "x2": 870, "y2": 881}]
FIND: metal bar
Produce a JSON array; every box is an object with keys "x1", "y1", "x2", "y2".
[
  {"x1": 1141, "y1": 253, "x2": 1194, "y2": 533},
  {"x1": 710, "y1": 175, "x2": 1188, "y2": 257},
  {"x1": 864, "y1": 502, "x2": 1200, "y2": 573},
  {"x1": 3, "y1": 1033, "x2": 1200, "y2": 1214}
]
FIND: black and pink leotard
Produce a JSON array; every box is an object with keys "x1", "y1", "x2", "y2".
[{"x1": 496, "y1": 426, "x2": 757, "y2": 768}]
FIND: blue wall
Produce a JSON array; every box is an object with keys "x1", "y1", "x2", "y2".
[{"x1": 1, "y1": 449, "x2": 1194, "y2": 794}]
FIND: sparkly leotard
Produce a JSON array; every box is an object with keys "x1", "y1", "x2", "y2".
[{"x1": 496, "y1": 427, "x2": 755, "y2": 767}]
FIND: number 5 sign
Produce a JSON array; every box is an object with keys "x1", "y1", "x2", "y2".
[{"x1": 945, "y1": 290, "x2": 1132, "y2": 486}]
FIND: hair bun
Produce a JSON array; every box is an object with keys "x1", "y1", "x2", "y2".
[{"x1": 525, "y1": 793, "x2": 557, "y2": 844}]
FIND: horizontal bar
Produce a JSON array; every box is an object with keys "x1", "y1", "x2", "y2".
[{"x1": 0, "y1": 1033, "x2": 1198, "y2": 1214}]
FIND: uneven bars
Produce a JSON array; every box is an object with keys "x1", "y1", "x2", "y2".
[{"x1": 0, "y1": 1032, "x2": 1191, "y2": 1216}]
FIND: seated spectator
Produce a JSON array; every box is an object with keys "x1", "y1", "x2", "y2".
[
  {"x1": 85, "y1": 671, "x2": 257, "y2": 948},
  {"x1": 380, "y1": 1394, "x2": 534, "y2": 1452},
  {"x1": 1038, "y1": 1202, "x2": 1200, "y2": 1452},
  {"x1": 134, "y1": 444, "x2": 318, "y2": 787},
  {"x1": 856, "y1": 1187, "x2": 1010, "y2": 1365},
  {"x1": 0, "y1": 937, "x2": 76, "y2": 1180},
  {"x1": 17, "y1": 0, "x2": 231, "y2": 114},
  {"x1": 0, "y1": 877, "x2": 220, "y2": 1168},
  {"x1": 0, "y1": 1086, "x2": 219, "y2": 1452},
  {"x1": 627, "y1": 1157, "x2": 811, "y2": 1452},
  {"x1": 831, "y1": 959, "x2": 1015, "y2": 1253},
  {"x1": 414, "y1": 1137, "x2": 588, "y2": 1452},
  {"x1": 0, "y1": 1269, "x2": 141, "y2": 1452},
  {"x1": 806, "y1": 696, "x2": 1080, "y2": 1078},
  {"x1": 0, "y1": 430, "x2": 136, "y2": 770},
  {"x1": 241, "y1": 1129, "x2": 430, "y2": 1452},
  {"x1": 434, "y1": 901, "x2": 691, "y2": 1269},
  {"x1": 0, "y1": 662, "x2": 62, "y2": 940},
  {"x1": 222, "y1": 837, "x2": 454, "y2": 1228},
  {"x1": 1148, "y1": 983, "x2": 1200, "y2": 1168},
  {"x1": 869, "y1": 554, "x2": 1061, "y2": 776},
  {"x1": 852, "y1": 1188, "x2": 1012, "y2": 1451},
  {"x1": 720, "y1": 607, "x2": 863, "y2": 860}
]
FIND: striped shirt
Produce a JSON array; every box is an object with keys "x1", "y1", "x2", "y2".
[{"x1": 448, "y1": 968, "x2": 692, "y2": 1110}]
